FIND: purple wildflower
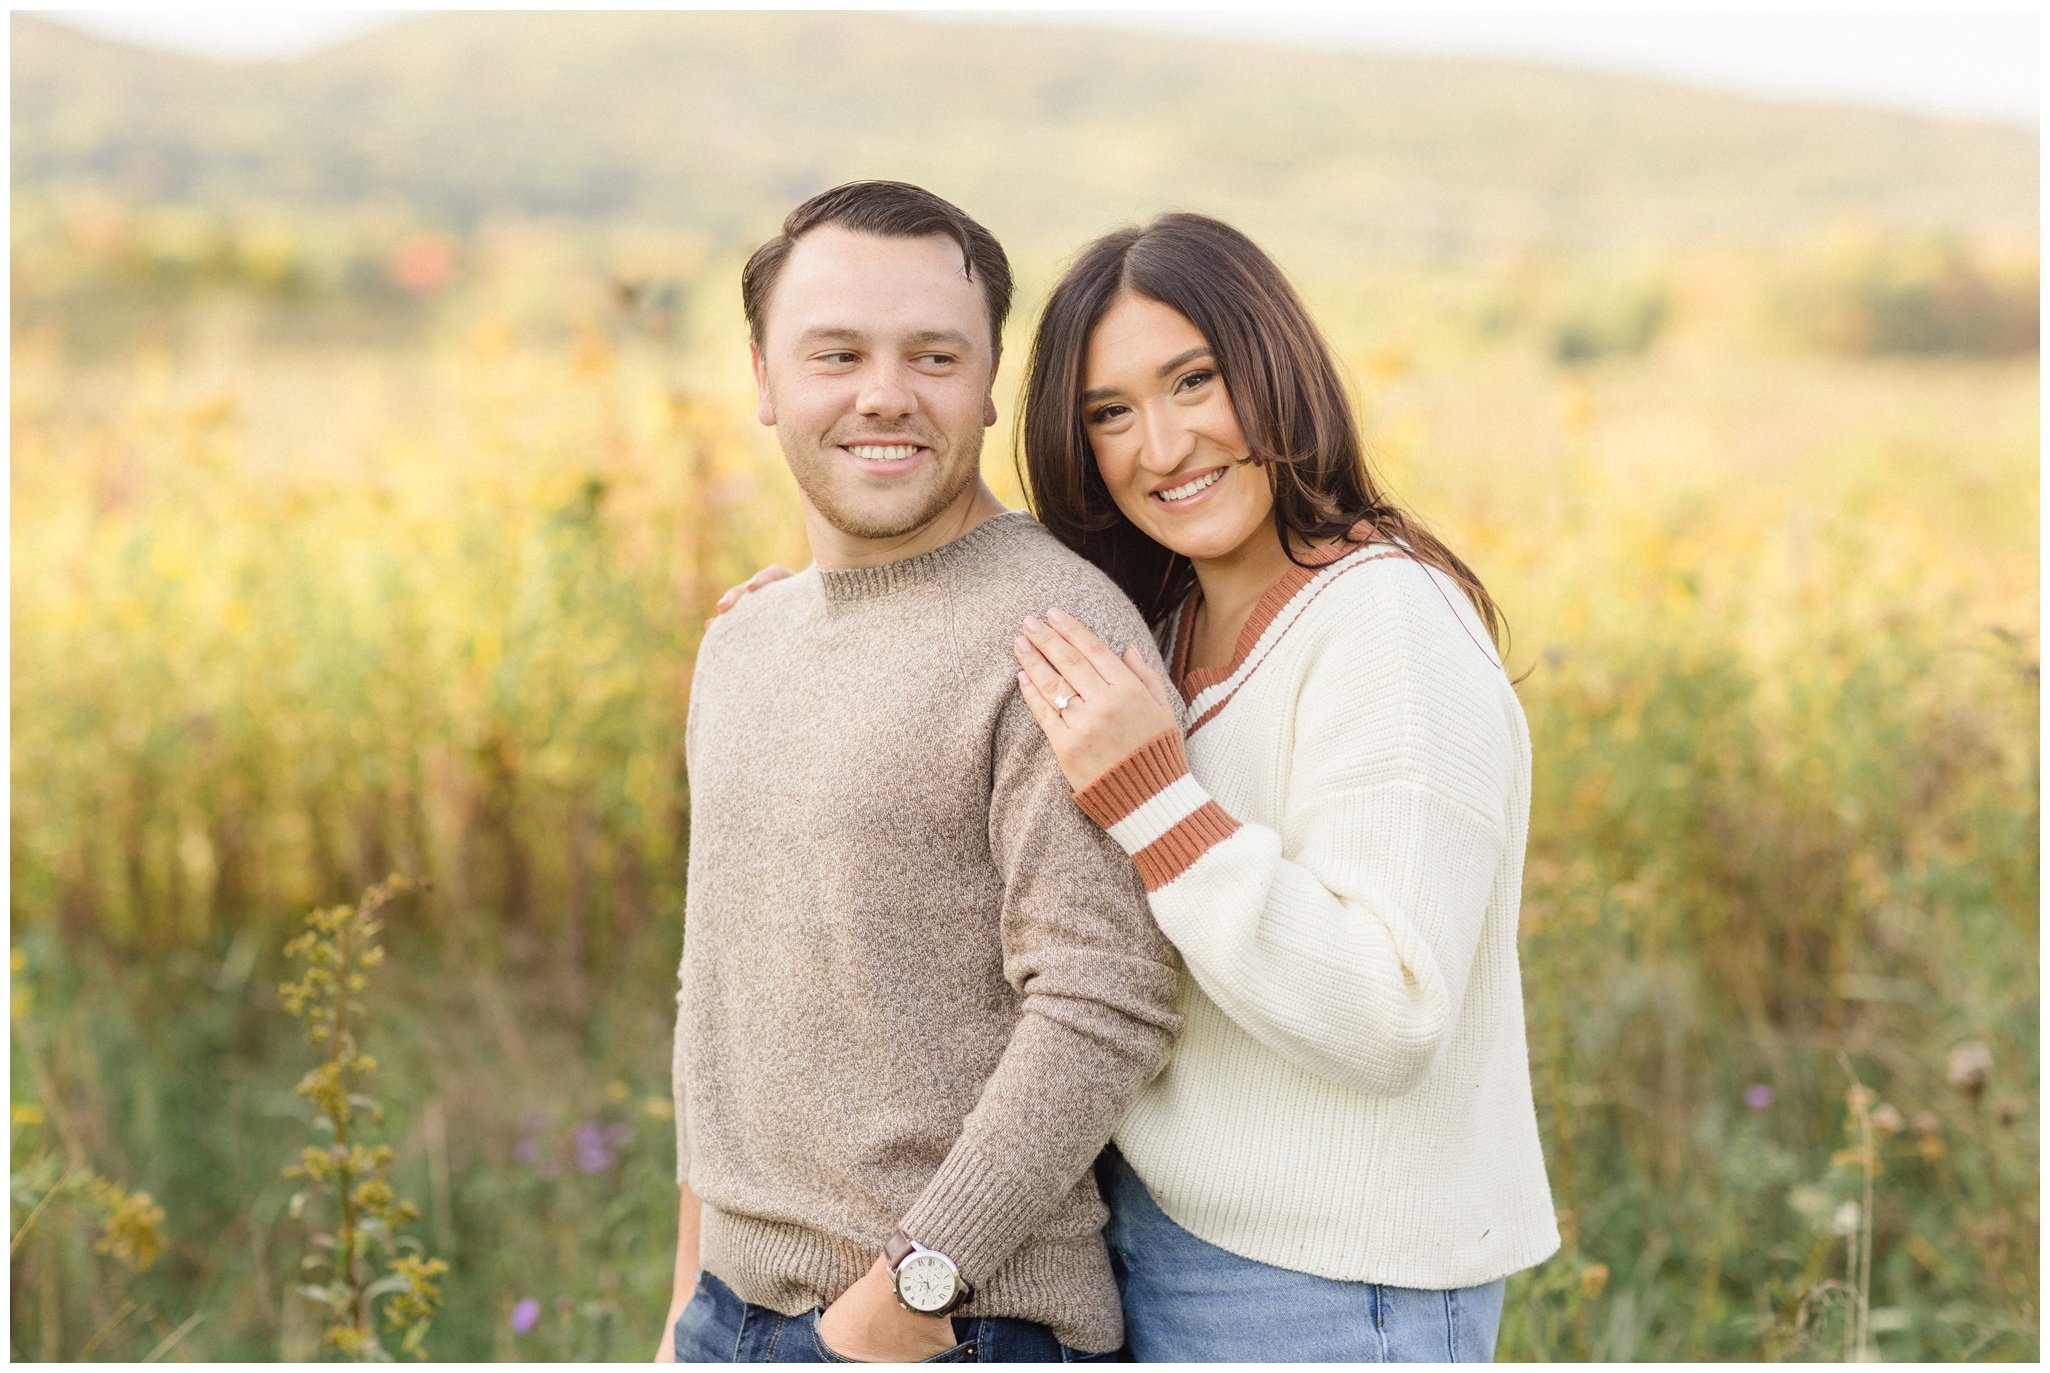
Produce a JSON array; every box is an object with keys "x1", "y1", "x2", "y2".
[
  {"x1": 573, "y1": 1120, "x2": 631, "y2": 1174},
  {"x1": 510, "y1": 1298, "x2": 541, "y2": 1334},
  {"x1": 1744, "y1": 1083, "x2": 1775, "y2": 1111},
  {"x1": 513, "y1": 1136, "x2": 538, "y2": 1165}
]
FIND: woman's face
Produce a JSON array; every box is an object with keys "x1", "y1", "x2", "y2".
[{"x1": 1081, "y1": 292, "x2": 1275, "y2": 567}]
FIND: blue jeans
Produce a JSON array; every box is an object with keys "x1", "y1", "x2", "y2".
[
  {"x1": 1099, "y1": 1149, "x2": 1505, "y2": 1362},
  {"x1": 672, "y1": 1270, "x2": 1116, "y2": 1363}
]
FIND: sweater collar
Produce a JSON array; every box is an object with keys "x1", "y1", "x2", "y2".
[
  {"x1": 814, "y1": 509, "x2": 1037, "y2": 602},
  {"x1": 1170, "y1": 519, "x2": 1379, "y2": 699}
]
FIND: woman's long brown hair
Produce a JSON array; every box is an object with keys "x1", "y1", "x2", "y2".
[{"x1": 1017, "y1": 213, "x2": 1507, "y2": 658}]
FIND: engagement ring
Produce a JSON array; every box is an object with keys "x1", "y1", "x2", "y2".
[{"x1": 1052, "y1": 692, "x2": 1073, "y2": 711}]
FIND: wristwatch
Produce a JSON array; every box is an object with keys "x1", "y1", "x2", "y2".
[{"x1": 884, "y1": 1229, "x2": 972, "y2": 1317}]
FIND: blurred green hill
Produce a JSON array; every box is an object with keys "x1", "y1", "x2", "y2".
[{"x1": 11, "y1": 10, "x2": 2037, "y2": 263}]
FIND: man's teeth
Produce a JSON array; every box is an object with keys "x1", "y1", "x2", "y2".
[
  {"x1": 848, "y1": 444, "x2": 920, "y2": 462},
  {"x1": 1156, "y1": 469, "x2": 1224, "y2": 502}
]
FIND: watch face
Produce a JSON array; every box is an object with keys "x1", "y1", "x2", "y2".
[{"x1": 896, "y1": 1253, "x2": 957, "y2": 1313}]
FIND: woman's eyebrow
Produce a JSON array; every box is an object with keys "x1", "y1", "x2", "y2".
[{"x1": 1081, "y1": 347, "x2": 1215, "y2": 404}]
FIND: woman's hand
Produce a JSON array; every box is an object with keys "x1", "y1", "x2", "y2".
[
  {"x1": 713, "y1": 564, "x2": 794, "y2": 614},
  {"x1": 1014, "y1": 607, "x2": 1180, "y2": 792}
]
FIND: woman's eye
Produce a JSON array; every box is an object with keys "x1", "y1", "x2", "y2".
[
  {"x1": 1087, "y1": 402, "x2": 1130, "y2": 426},
  {"x1": 1175, "y1": 369, "x2": 1214, "y2": 393}
]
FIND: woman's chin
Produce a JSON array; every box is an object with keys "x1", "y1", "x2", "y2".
[{"x1": 1147, "y1": 520, "x2": 1256, "y2": 566}]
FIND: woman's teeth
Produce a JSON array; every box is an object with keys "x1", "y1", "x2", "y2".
[
  {"x1": 848, "y1": 444, "x2": 920, "y2": 462},
  {"x1": 1155, "y1": 469, "x2": 1224, "y2": 502}
]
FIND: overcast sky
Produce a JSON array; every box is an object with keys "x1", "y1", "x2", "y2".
[{"x1": 40, "y1": 5, "x2": 2042, "y2": 127}]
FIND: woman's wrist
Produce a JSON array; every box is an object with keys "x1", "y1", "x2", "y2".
[
  {"x1": 1071, "y1": 728, "x2": 1242, "y2": 890},
  {"x1": 1072, "y1": 729, "x2": 1191, "y2": 827}
]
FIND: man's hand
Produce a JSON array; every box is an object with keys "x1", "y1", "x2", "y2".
[{"x1": 815, "y1": 1257, "x2": 960, "y2": 1363}]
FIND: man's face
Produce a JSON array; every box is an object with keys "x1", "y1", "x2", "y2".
[{"x1": 752, "y1": 226, "x2": 999, "y2": 547}]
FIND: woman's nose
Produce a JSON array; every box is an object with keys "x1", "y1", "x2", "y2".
[{"x1": 1138, "y1": 405, "x2": 1196, "y2": 472}]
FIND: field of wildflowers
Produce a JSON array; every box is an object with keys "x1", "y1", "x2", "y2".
[{"x1": 9, "y1": 203, "x2": 2038, "y2": 1360}]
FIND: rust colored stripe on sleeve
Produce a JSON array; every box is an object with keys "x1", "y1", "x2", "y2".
[
  {"x1": 1072, "y1": 729, "x2": 1191, "y2": 828},
  {"x1": 1132, "y1": 802, "x2": 1242, "y2": 891}
]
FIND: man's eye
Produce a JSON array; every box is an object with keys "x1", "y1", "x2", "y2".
[
  {"x1": 917, "y1": 353, "x2": 956, "y2": 367},
  {"x1": 819, "y1": 352, "x2": 858, "y2": 364}
]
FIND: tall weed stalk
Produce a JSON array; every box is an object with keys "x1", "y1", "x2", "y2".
[{"x1": 279, "y1": 875, "x2": 447, "y2": 1359}]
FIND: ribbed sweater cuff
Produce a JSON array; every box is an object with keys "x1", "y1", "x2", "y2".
[
  {"x1": 896, "y1": 1136, "x2": 1041, "y2": 1290},
  {"x1": 1071, "y1": 730, "x2": 1241, "y2": 891}
]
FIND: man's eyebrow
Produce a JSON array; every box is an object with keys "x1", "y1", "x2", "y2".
[
  {"x1": 793, "y1": 327, "x2": 865, "y2": 348},
  {"x1": 1080, "y1": 348, "x2": 1215, "y2": 404},
  {"x1": 903, "y1": 329, "x2": 975, "y2": 352},
  {"x1": 791, "y1": 327, "x2": 977, "y2": 353}
]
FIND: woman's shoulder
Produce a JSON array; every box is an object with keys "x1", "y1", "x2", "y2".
[
  {"x1": 1290, "y1": 545, "x2": 1525, "y2": 797},
  {"x1": 1295, "y1": 542, "x2": 1508, "y2": 682}
]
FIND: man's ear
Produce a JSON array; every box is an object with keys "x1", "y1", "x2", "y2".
[
  {"x1": 750, "y1": 344, "x2": 776, "y2": 427},
  {"x1": 983, "y1": 346, "x2": 1001, "y2": 427}
]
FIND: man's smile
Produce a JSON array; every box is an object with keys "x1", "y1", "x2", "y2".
[
  {"x1": 838, "y1": 439, "x2": 934, "y2": 475},
  {"x1": 844, "y1": 442, "x2": 924, "y2": 462}
]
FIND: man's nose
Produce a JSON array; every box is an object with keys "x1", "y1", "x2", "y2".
[{"x1": 856, "y1": 361, "x2": 916, "y2": 419}]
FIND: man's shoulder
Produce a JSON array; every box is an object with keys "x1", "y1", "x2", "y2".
[
  {"x1": 955, "y1": 515, "x2": 1152, "y2": 644},
  {"x1": 696, "y1": 565, "x2": 818, "y2": 657}
]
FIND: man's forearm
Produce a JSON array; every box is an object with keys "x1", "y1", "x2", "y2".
[
  {"x1": 654, "y1": 1184, "x2": 702, "y2": 1361},
  {"x1": 895, "y1": 970, "x2": 1179, "y2": 1284},
  {"x1": 667, "y1": 1182, "x2": 703, "y2": 1315}
]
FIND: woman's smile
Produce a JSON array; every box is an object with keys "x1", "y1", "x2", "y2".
[{"x1": 1149, "y1": 465, "x2": 1230, "y2": 506}]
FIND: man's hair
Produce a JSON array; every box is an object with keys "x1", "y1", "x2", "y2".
[{"x1": 741, "y1": 180, "x2": 1013, "y2": 357}]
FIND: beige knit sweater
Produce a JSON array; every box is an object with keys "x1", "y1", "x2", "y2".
[{"x1": 670, "y1": 511, "x2": 1182, "y2": 1353}]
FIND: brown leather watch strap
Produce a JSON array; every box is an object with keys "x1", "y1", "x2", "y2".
[{"x1": 883, "y1": 1228, "x2": 917, "y2": 1273}]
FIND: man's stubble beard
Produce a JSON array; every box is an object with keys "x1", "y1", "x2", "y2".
[{"x1": 784, "y1": 431, "x2": 985, "y2": 542}]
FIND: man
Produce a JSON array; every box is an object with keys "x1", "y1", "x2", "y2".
[{"x1": 655, "y1": 181, "x2": 1182, "y2": 1363}]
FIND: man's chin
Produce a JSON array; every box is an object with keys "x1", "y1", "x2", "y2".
[{"x1": 805, "y1": 475, "x2": 977, "y2": 544}]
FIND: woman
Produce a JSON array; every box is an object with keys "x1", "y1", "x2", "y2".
[
  {"x1": 1006, "y1": 213, "x2": 1557, "y2": 1363},
  {"x1": 722, "y1": 213, "x2": 1558, "y2": 1361}
]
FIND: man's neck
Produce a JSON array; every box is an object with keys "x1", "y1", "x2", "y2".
[{"x1": 804, "y1": 482, "x2": 1010, "y2": 571}]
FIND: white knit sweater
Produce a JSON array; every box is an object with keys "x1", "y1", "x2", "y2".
[{"x1": 1072, "y1": 531, "x2": 1559, "y2": 1290}]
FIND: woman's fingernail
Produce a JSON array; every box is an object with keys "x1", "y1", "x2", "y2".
[
  {"x1": 1045, "y1": 608, "x2": 1070, "y2": 624},
  {"x1": 1023, "y1": 615, "x2": 1045, "y2": 632}
]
